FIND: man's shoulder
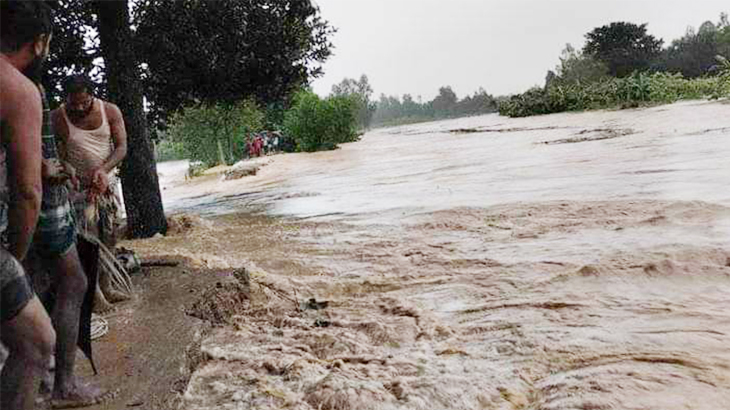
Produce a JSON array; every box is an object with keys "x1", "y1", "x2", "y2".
[
  {"x1": 103, "y1": 101, "x2": 122, "y2": 116},
  {"x1": 50, "y1": 106, "x2": 68, "y2": 134},
  {"x1": 0, "y1": 61, "x2": 41, "y2": 117}
]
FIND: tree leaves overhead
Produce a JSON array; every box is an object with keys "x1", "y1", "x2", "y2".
[
  {"x1": 42, "y1": 0, "x2": 101, "y2": 106},
  {"x1": 133, "y1": 0, "x2": 335, "y2": 128}
]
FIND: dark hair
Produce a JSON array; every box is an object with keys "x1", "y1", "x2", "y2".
[
  {"x1": 0, "y1": 0, "x2": 53, "y2": 53},
  {"x1": 63, "y1": 74, "x2": 95, "y2": 95}
]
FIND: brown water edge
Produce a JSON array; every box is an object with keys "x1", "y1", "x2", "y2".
[{"x1": 114, "y1": 199, "x2": 730, "y2": 410}]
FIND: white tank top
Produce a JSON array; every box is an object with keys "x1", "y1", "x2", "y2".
[{"x1": 61, "y1": 99, "x2": 113, "y2": 187}]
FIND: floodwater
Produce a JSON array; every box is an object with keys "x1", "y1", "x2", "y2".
[{"x1": 146, "y1": 100, "x2": 730, "y2": 409}]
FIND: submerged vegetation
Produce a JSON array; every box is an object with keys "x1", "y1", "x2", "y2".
[{"x1": 500, "y1": 71, "x2": 729, "y2": 117}]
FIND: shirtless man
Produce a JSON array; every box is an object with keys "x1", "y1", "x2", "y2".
[
  {"x1": 0, "y1": 2, "x2": 56, "y2": 409},
  {"x1": 2, "y1": 2, "x2": 110, "y2": 408},
  {"x1": 53, "y1": 75, "x2": 129, "y2": 312}
]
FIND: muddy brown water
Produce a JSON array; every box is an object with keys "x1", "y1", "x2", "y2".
[{"x1": 129, "y1": 100, "x2": 730, "y2": 409}]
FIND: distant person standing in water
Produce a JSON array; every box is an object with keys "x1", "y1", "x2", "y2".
[{"x1": 52, "y1": 75, "x2": 129, "y2": 313}]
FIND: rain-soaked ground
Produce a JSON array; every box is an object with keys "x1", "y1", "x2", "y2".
[{"x1": 131, "y1": 100, "x2": 730, "y2": 409}]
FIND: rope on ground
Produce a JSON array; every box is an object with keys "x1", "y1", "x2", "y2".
[
  {"x1": 91, "y1": 314, "x2": 108, "y2": 340},
  {"x1": 99, "y1": 242, "x2": 134, "y2": 295},
  {"x1": 79, "y1": 233, "x2": 134, "y2": 296}
]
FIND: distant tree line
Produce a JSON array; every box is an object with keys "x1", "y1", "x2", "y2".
[
  {"x1": 373, "y1": 86, "x2": 499, "y2": 126},
  {"x1": 502, "y1": 14, "x2": 730, "y2": 117},
  {"x1": 549, "y1": 15, "x2": 730, "y2": 86},
  {"x1": 330, "y1": 76, "x2": 499, "y2": 129}
]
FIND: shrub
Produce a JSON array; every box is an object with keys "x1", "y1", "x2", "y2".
[
  {"x1": 283, "y1": 90, "x2": 359, "y2": 152},
  {"x1": 167, "y1": 100, "x2": 265, "y2": 167},
  {"x1": 499, "y1": 71, "x2": 729, "y2": 117},
  {"x1": 154, "y1": 138, "x2": 186, "y2": 162}
]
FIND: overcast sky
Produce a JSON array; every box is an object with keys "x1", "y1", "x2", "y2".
[{"x1": 310, "y1": 0, "x2": 728, "y2": 100}]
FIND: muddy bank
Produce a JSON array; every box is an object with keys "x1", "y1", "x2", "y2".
[{"x1": 73, "y1": 264, "x2": 226, "y2": 410}]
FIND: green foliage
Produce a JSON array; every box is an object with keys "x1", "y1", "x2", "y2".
[
  {"x1": 167, "y1": 100, "x2": 265, "y2": 167},
  {"x1": 331, "y1": 75, "x2": 377, "y2": 130},
  {"x1": 719, "y1": 13, "x2": 730, "y2": 57},
  {"x1": 133, "y1": 0, "x2": 335, "y2": 129},
  {"x1": 583, "y1": 22, "x2": 663, "y2": 77},
  {"x1": 661, "y1": 21, "x2": 722, "y2": 78},
  {"x1": 431, "y1": 86, "x2": 458, "y2": 116},
  {"x1": 372, "y1": 87, "x2": 498, "y2": 127},
  {"x1": 714, "y1": 55, "x2": 730, "y2": 97},
  {"x1": 154, "y1": 139, "x2": 186, "y2": 162},
  {"x1": 554, "y1": 44, "x2": 609, "y2": 85},
  {"x1": 42, "y1": 0, "x2": 335, "y2": 137},
  {"x1": 503, "y1": 15, "x2": 730, "y2": 118},
  {"x1": 499, "y1": 72, "x2": 729, "y2": 117},
  {"x1": 283, "y1": 91, "x2": 359, "y2": 152},
  {"x1": 41, "y1": 0, "x2": 102, "y2": 107},
  {"x1": 186, "y1": 162, "x2": 207, "y2": 179}
]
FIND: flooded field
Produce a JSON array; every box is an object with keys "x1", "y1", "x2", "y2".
[{"x1": 137, "y1": 100, "x2": 730, "y2": 409}]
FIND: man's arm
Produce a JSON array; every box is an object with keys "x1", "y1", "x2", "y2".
[
  {"x1": 51, "y1": 107, "x2": 79, "y2": 190},
  {"x1": 101, "y1": 102, "x2": 127, "y2": 174},
  {"x1": 50, "y1": 107, "x2": 68, "y2": 161},
  {"x1": 5, "y1": 81, "x2": 43, "y2": 261},
  {"x1": 89, "y1": 103, "x2": 126, "y2": 194}
]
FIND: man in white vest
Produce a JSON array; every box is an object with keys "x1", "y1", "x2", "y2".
[{"x1": 52, "y1": 75, "x2": 129, "y2": 313}]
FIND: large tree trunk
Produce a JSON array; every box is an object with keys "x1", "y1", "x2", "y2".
[{"x1": 94, "y1": 0, "x2": 167, "y2": 238}]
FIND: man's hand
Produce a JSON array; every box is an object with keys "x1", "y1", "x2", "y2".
[
  {"x1": 62, "y1": 161, "x2": 79, "y2": 191},
  {"x1": 42, "y1": 158, "x2": 68, "y2": 184},
  {"x1": 90, "y1": 167, "x2": 109, "y2": 194}
]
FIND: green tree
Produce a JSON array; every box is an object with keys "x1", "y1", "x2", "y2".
[
  {"x1": 331, "y1": 74, "x2": 376, "y2": 130},
  {"x1": 555, "y1": 43, "x2": 609, "y2": 85},
  {"x1": 716, "y1": 13, "x2": 730, "y2": 59},
  {"x1": 455, "y1": 88, "x2": 497, "y2": 116},
  {"x1": 583, "y1": 22, "x2": 663, "y2": 77},
  {"x1": 431, "y1": 86, "x2": 458, "y2": 117},
  {"x1": 662, "y1": 22, "x2": 721, "y2": 77},
  {"x1": 167, "y1": 101, "x2": 264, "y2": 167},
  {"x1": 283, "y1": 90, "x2": 359, "y2": 152},
  {"x1": 133, "y1": 0, "x2": 335, "y2": 128},
  {"x1": 401, "y1": 94, "x2": 422, "y2": 118}
]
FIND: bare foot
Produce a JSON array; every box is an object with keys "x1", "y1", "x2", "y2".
[
  {"x1": 37, "y1": 356, "x2": 55, "y2": 404},
  {"x1": 51, "y1": 380, "x2": 117, "y2": 409},
  {"x1": 37, "y1": 371, "x2": 54, "y2": 403},
  {"x1": 103, "y1": 288, "x2": 132, "y2": 303}
]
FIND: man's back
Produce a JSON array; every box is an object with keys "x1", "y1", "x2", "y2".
[{"x1": 0, "y1": 57, "x2": 43, "y2": 242}]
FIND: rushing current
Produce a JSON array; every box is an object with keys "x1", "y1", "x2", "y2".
[{"x1": 149, "y1": 100, "x2": 730, "y2": 410}]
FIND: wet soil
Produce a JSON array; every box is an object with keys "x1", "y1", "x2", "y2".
[{"x1": 72, "y1": 263, "x2": 230, "y2": 410}]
